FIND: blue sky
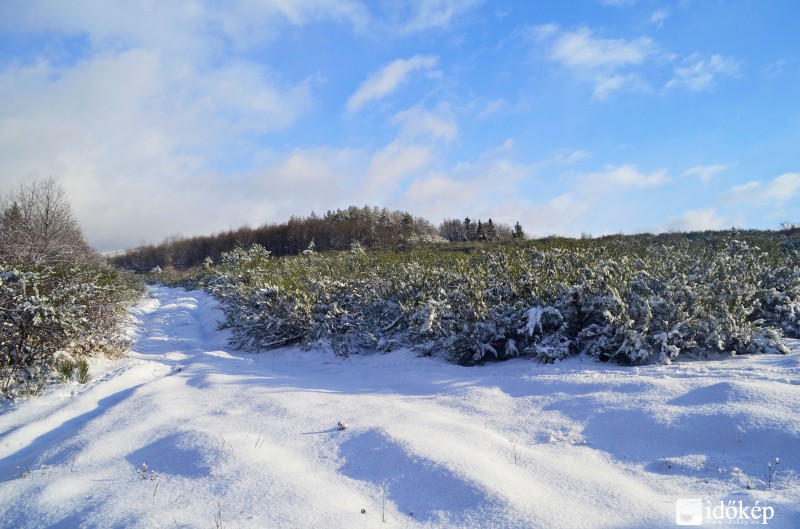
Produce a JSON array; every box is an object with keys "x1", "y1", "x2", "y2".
[{"x1": 1, "y1": 0, "x2": 798, "y2": 250}]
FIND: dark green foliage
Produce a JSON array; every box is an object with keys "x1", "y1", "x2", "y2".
[
  {"x1": 189, "y1": 229, "x2": 800, "y2": 366},
  {"x1": 1, "y1": 261, "x2": 141, "y2": 398}
]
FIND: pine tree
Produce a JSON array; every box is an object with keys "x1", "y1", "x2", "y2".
[
  {"x1": 485, "y1": 219, "x2": 497, "y2": 241},
  {"x1": 512, "y1": 222, "x2": 525, "y2": 240}
]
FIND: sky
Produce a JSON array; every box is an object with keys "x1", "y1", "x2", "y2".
[{"x1": 0, "y1": 0, "x2": 798, "y2": 251}]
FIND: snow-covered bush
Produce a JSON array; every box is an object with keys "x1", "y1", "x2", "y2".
[
  {"x1": 1, "y1": 178, "x2": 142, "y2": 398},
  {"x1": 195, "y1": 230, "x2": 800, "y2": 366},
  {"x1": 1, "y1": 262, "x2": 140, "y2": 398}
]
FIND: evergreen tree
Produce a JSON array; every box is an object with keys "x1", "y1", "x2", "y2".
[
  {"x1": 485, "y1": 219, "x2": 497, "y2": 241},
  {"x1": 512, "y1": 222, "x2": 525, "y2": 240},
  {"x1": 463, "y1": 217, "x2": 472, "y2": 241}
]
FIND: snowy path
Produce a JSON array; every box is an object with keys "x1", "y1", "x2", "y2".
[{"x1": 1, "y1": 285, "x2": 800, "y2": 528}]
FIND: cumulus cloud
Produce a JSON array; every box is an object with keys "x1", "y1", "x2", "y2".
[
  {"x1": 666, "y1": 54, "x2": 740, "y2": 92},
  {"x1": 548, "y1": 149, "x2": 590, "y2": 165},
  {"x1": 0, "y1": 2, "x2": 341, "y2": 249},
  {"x1": 726, "y1": 173, "x2": 800, "y2": 206},
  {"x1": 471, "y1": 194, "x2": 597, "y2": 238},
  {"x1": 592, "y1": 73, "x2": 651, "y2": 99},
  {"x1": 346, "y1": 55, "x2": 439, "y2": 113},
  {"x1": 391, "y1": 104, "x2": 458, "y2": 141},
  {"x1": 528, "y1": 23, "x2": 559, "y2": 42},
  {"x1": 583, "y1": 165, "x2": 668, "y2": 189},
  {"x1": 649, "y1": 9, "x2": 670, "y2": 27},
  {"x1": 0, "y1": 0, "x2": 778, "y2": 249},
  {"x1": 531, "y1": 24, "x2": 744, "y2": 100},
  {"x1": 0, "y1": 50, "x2": 314, "y2": 247},
  {"x1": 550, "y1": 28, "x2": 654, "y2": 71},
  {"x1": 0, "y1": 0, "x2": 370, "y2": 55},
  {"x1": 399, "y1": 0, "x2": 484, "y2": 32},
  {"x1": 683, "y1": 164, "x2": 730, "y2": 183},
  {"x1": 401, "y1": 154, "x2": 531, "y2": 223},
  {"x1": 534, "y1": 26, "x2": 656, "y2": 98},
  {"x1": 662, "y1": 208, "x2": 730, "y2": 232},
  {"x1": 363, "y1": 142, "x2": 433, "y2": 198}
]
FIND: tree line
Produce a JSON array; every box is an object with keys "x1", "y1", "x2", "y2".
[{"x1": 111, "y1": 205, "x2": 527, "y2": 272}]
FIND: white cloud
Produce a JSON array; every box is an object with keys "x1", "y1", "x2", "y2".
[
  {"x1": 533, "y1": 25, "x2": 742, "y2": 100},
  {"x1": 683, "y1": 164, "x2": 730, "y2": 183},
  {"x1": 472, "y1": 194, "x2": 596, "y2": 238},
  {"x1": 346, "y1": 55, "x2": 439, "y2": 113},
  {"x1": 727, "y1": 173, "x2": 800, "y2": 206},
  {"x1": 649, "y1": 9, "x2": 670, "y2": 27},
  {"x1": 401, "y1": 154, "x2": 531, "y2": 222},
  {"x1": 662, "y1": 208, "x2": 730, "y2": 232},
  {"x1": 550, "y1": 28, "x2": 654, "y2": 71},
  {"x1": 0, "y1": 0, "x2": 370, "y2": 54},
  {"x1": 550, "y1": 149, "x2": 590, "y2": 165},
  {"x1": 357, "y1": 104, "x2": 455, "y2": 200},
  {"x1": 183, "y1": 60, "x2": 313, "y2": 134},
  {"x1": 396, "y1": 0, "x2": 484, "y2": 32},
  {"x1": 392, "y1": 146, "x2": 594, "y2": 238},
  {"x1": 478, "y1": 98, "x2": 506, "y2": 118},
  {"x1": 0, "y1": 7, "x2": 323, "y2": 250},
  {"x1": 584, "y1": 165, "x2": 668, "y2": 189},
  {"x1": 363, "y1": 142, "x2": 433, "y2": 198},
  {"x1": 527, "y1": 23, "x2": 559, "y2": 42},
  {"x1": 592, "y1": 73, "x2": 651, "y2": 99},
  {"x1": 535, "y1": 26, "x2": 656, "y2": 98},
  {"x1": 763, "y1": 59, "x2": 788, "y2": 81},
  {"x1": 729, "y1": 181, "x2": 760, "y2": 195},
  {"x1": 266, "y1": 148, "x2": 362, "y2": 193},
  {"x1": 666, "y1": 54, "x2": 740, "y2": 92},
  {"x1": 391, "y1": 105, "x2": 458, "y2": 141}
]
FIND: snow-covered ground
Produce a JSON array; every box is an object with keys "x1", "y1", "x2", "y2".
[{"x1": 1, "y1": 286, "x2": 799, "y2": 529}]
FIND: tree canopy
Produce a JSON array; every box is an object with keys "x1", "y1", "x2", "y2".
[{"x1": 1, "y1": 178, "x2": 91, "y2": 264}]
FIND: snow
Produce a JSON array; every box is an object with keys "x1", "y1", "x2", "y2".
[{"x1": 1, "y1": 285, "x2": 799, "y2": 528}]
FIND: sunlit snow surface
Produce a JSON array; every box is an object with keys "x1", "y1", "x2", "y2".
[{"x1": 1, "y1": 285, "x2": 799, "y2": 528}]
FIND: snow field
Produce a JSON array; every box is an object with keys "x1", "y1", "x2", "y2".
[{"x1": 1, "y1": 285, "x2": 799, "y2": 528}]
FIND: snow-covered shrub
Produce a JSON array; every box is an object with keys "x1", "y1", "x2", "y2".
[
  {"x1": 195, "y1": 230, "x2": 800, "y2": 366},
  {"x1": 349, "y1": 240, "x2": 366, "y2": 255},
  {"x1": 753, "y1": 260, "x2": 800, "y2": 338},
  {"x1": 518, "y1": 306, "x2": 571, "y2": 363},
  {"x1": 1, "y1": 262, "x2": 139, "y2": 398}
]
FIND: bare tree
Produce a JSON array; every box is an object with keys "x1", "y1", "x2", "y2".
[
  {"x1": 439, "y1": 218, "x2": 465, "y2": 242},
  {"x1": 0, "y1": 178, "x2": 90, "y2": 264}
]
